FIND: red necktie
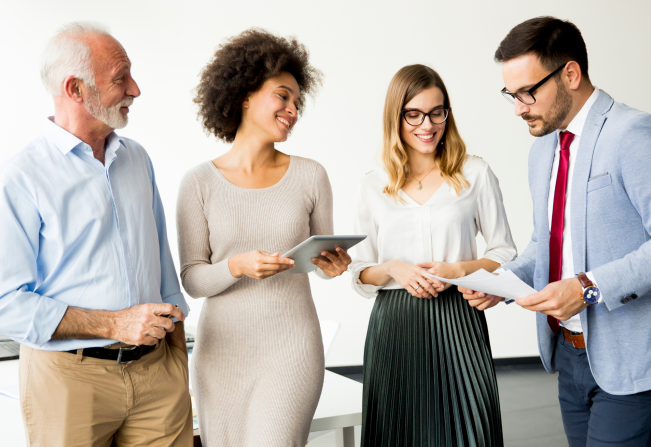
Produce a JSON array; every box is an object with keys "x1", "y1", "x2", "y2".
[{"x1": 548, "y1": 131, "x2": 575, "y2": 334}]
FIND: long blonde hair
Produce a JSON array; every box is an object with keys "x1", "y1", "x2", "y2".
[{"x1": 381, "y1": 64, "x2": 469, "y2": 201}]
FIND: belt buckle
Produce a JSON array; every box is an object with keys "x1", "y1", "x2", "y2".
[{"x1": 116, "y1": 345, "x2": 139, "y2": 365}]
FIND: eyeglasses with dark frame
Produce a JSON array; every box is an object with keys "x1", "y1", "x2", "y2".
[
  {"x1": 501, "y1": 64, "x2": 566, "y2": 105},
  {"x1": 401, "y1": 107, "x2": 451, "y2": 126}
]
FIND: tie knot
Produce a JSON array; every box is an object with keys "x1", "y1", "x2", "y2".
[{"x1": 559, "y1": 131, "x2": 575, "y2": 151}]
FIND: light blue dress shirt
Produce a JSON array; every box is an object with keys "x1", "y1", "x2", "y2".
[{"x1": 0, "y1": 118, "x2": 189, "y2": 351}]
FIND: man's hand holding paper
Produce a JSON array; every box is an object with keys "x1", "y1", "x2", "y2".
[
  {"x1": 516, "y1": 277, "x2": 588, "y2": 321},
  {"x1": 450, "y1": 270, "x2": 588, "y2": 321},
  {"x1": 424, "y1": 269, "x2": 539, "y2": 310}
]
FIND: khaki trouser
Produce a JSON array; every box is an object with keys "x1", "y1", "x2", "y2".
[{"x1": 19, "y1": 339, "x2": 193, "y2": 447}]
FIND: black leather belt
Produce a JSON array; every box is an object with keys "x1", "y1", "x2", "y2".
[{"x1": 66, "y1": 344, "x2": 157, "y2": 364}]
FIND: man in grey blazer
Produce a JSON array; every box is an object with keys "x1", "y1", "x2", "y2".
[{"x1": 460, "y1": 16, "x2": 651, "y2": 447}]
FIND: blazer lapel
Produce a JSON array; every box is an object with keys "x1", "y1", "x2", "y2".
[
  {"x1": 570, "y1": 90, "x2": 614, "y2": 273},
  {"x1": 534, "y1": 133, "x2": 557, "y2": 287}
]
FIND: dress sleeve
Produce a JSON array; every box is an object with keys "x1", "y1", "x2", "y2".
[
  {"x1": 177, "y1": 170, "x2": 241, "y2": 298},
  {"x1": 474, "y1": 163, "x2": 518, "y2": 265},
  {"x1": 349, "y1": 177, "x2": 384, "y2": 299},
  {"x1": 309, "y1": 163, "x2": 334, "y2": 280}
]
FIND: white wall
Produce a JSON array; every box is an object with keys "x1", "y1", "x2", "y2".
[{"x1": 1, "y1": 0, "x2": 650, "y2": 365}]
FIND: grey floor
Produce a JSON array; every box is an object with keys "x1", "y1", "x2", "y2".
[
  {"x1": 495, "y1": 364, "x2": 568, "y2": 447},
  {"x1": 329, "y1": 364, "x2": 568, "y2": 447}
]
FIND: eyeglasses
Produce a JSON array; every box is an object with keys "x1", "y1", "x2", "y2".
[
  {"x1": 401, "y1": 108, "x2": 451, "y2": 126},
  {"x1": 501, "y1": 64, "x2": 566, "y2": 105}
]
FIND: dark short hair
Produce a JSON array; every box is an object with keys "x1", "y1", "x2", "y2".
[
  {"x1": 194, "y1": 28, "x2": 322, "y2": 143},
  {"x1": 495, "y1": 16, "x2": 589, "y2": 80}
]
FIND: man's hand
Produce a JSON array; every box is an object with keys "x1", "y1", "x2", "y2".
[
  {"x1": 517, "y1": 277, "x2": 587, "y2": 320},
  {"x1": 458, "y1": 287, "x2": 503, "y2": 311},
  {"x1": 109, "y1": 303, "x2": 185, "y2": 346},
  {"x1": 311, "y1": 247, "x2": 352, "y2": 277}
]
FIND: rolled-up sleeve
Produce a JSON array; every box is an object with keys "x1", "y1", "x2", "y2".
[
  {"x1": 0, "y1": 181, "x2": 68, "y2": 346},
  {"x1": 349, "y1": 181, "x2": 383, "y2": 299},
  {"x1": 150, "y1": 163, "x2": 190, "y2": 317},
  {"x1": 475, "y1": 164, "x2": 518, "y2": 265}
]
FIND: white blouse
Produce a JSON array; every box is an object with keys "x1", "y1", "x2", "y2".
[{"x1": 350, "y1": 155, "x2": 518, "y2": 299}]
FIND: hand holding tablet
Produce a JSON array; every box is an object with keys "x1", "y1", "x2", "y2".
[
  {"x1": 228, "y1": 250, "x2": 297, "y2": 280},
  {"x1": 282, "y1": 235, "x2": 366, "y2": 274}
]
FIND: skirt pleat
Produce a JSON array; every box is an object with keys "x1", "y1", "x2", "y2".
[{"x1": 362, "y1": 288, "x2": 504, "y2": 447}]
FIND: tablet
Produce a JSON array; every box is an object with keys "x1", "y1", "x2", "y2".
[{"x1": 282, "y1": 235, "x2": 367, "y2": 274}]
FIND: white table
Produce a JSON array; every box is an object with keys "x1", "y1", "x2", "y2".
[
  {"x1": 309, "y1": 370, "x2": 362, "y2": 446},
  {"x1": 0, "y1": 360, "x2": 24, "y2": 446},
  {"x1": 0, "y1": 360, "x2": 362, "y2": 447}
]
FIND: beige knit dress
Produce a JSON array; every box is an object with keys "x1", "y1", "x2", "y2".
[{"x1": 176, "y1": 155, "x2": 331, "y2": 447}]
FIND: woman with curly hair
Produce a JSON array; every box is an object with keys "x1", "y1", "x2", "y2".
[
  {"x1": 350, "y1": 65, "x2": 516, "y2": 446},
  {"x1": 176, "y1": 29, "x2": 351, "y2": 446}
]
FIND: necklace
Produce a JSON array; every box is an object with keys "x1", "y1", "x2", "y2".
[{"x1": 410, "y1": 165, "x2": 437, "y2": 191}]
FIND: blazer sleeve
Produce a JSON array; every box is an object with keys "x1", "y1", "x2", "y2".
[
  {"x1": 592, "y1": 113, "x2": 651, "y2": 310},
  {"x1": 500, "y1": 143, "x2": 542, "y2": 287},
  {"x1": 501, "y1": 230, "x2": 537, "y2": 288}
]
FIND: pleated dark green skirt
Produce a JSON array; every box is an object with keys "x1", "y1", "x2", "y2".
[{"x1": 362, "y1": 288, "x2": 503, "y2": 447}]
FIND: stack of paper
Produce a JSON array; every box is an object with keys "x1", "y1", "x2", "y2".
[{"x1": 424, "y1": 269, "x2": 537, "y2": 303}]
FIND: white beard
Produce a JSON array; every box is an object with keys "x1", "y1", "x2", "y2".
[{"x1": 85, "y1": 86, "x2": 133, "y2": 130}]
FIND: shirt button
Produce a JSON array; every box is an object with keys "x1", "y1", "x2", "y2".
[{"x1": 631, "y1": 294, "x2": 638, "y2": 300}]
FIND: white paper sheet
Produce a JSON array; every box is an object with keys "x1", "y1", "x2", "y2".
[
  {"x1": 424, "y1": 269, "x2": 537, "y2": 302},
  {"x1": 0, "y1": 379, "x2": 19, "y2": 400}
]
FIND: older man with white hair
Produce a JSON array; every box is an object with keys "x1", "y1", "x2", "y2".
[{"x1": 0, "y1": 22, "x2": 193, "y2": 446}]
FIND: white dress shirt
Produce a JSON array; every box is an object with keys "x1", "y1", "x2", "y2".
[
  {"x1": 349, "y1": 155, "x2": 517, "y2": 299},
  {"x1": 548, "y1": 87, "x2": 601, "y2": 333}
]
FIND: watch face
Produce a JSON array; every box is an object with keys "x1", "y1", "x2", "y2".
[{"x1": 583, "y1": 286, "x2": 600, "y2": 305}]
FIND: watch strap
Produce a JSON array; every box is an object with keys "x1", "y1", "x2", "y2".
[{"x1": 577, "y1": 272, "x2": 593, "y2": 289}]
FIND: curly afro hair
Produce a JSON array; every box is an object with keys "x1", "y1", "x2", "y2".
[{"x1": 194, "y1": 28, "x2": 322, "y2": 143}]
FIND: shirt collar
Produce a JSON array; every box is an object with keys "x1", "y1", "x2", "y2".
[
  {"x1": 43, "y1": 116, "x2": 126, "y2": 155},
  {"x1": 562, "y1": 87, "x2": 601, "y2": 138}
]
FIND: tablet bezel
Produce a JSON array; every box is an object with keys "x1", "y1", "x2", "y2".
[{"x1": 282, "y1": 235, "x2": 366, "y2": 274}]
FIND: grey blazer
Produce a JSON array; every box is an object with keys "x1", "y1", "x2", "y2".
[{"x1": 502, "y1": 90, "x2": 651, "y2": 395}]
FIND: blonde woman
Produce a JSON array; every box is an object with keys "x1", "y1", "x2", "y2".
[{"x1": 350, "y1": 64, "x2": 517, "y2": 446}]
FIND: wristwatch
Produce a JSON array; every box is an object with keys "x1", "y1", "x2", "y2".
[{"x1": 578, "y1": 272, "x2": 600, "y2": 305}]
